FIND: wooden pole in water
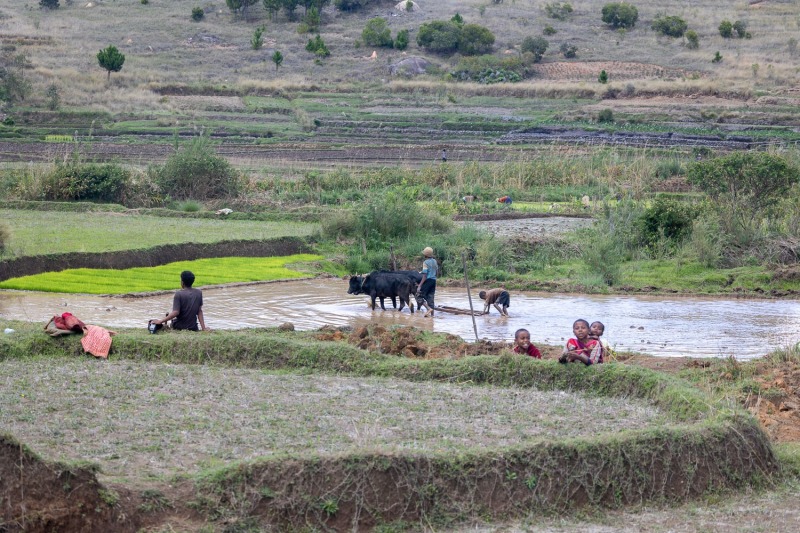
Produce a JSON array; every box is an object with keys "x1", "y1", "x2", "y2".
[{"x1": 462, "y1": 252, "x2": 479, "y2": 342}]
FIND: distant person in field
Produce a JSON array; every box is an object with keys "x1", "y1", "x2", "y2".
[
  {"x1": 497, "y1": 195, "x2": 512, "y2": 204},
  {"x1": 559, "y1": 319, "x2": 603, "y2": 365},
  {"x1": 512, "y1": 328, "x2": 541, "y2": 359},
  {"x1": 479, "y1": 288, "x2": 510, "y2": 317},
  {"x1": 441, "y1": 148, "x2": 447, "y2": 162},
  {"x1": 150, "y1": 270, "x2": 210, "y2": 332}
]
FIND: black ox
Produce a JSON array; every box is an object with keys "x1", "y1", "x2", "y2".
[{"x1": 347, "y1": 270, "x2": 422, "y2": 312}]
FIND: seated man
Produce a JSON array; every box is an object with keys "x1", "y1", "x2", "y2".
[
  {"x1": 150, "y1": 270, "x2": 209, "y2": 332},
  {"x1": 479, "y1": 288, "x2": 510, "y2": 317}
]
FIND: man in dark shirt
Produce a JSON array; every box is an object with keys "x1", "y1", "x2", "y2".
[{"x1": 150, "y1": 270, "x2": 209, "y2": 331}]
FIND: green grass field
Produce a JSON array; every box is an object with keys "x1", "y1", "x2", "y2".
[
  {"x1": 0, "y1": 209, "x2": 317, "y2": 257},
  {"x1": 0, "y1": 254, "x2": 324, "y2": 294}
]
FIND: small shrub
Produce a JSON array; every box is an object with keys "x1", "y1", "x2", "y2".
[
  {"x1": 303, "y1": 7, "x2": 321, "y2": 34},
  {"x1": 598, "y1": 69, "x2": 608, "y2": 83},
  {"x1": 688, "y1": 211, "x2": 724, "y2": 267},
  {"x1": 582, "y1": 235, "x2": 622, "y2": 286},
  {"x1": 712, "y1": 51, "x2": 722, "y2": 63},
  {"x1": 151, "y1": 136, "x2": 243, "y2": 200},
  {"x1": 543, "y1": 25, "x2": 556, "y2": 36},
  {"x1": 520, "y1": 36, "x2": 548, "y2": 62},
  {"x1": 544, "y1": 2, "x2": 573, "y2": 21},
  {"x1": 638, "y1": 196, "x2": 698, "y2": 252},
  {"x1": 306, "y1": 35, "x2": 330, "y2": 57},
  {"x1": 451, "y1": 13, "x2": 464, "y2": 25},
  {"x1": 45, "y1": 83, "x2": 60, "y2": 111},
  {"x1": 39, "y1": 0, "x2": 59, "y2": 9},
  {"x1": 601, "y1": 3, "x2": 638, "y2": 29},
  {"x1": 559, "y1": 42, "x2": 577, "y2": 58},
  {"x1": 362, "y1": 18, "x2": 393, "y2": 48},
  {"x1": 597, "y1": 108, "x2": 614, "y2": 122},
  {"x1": 651, "y1": 14, "x2": 687, "y2": 38},
  {"x1": 191, "y1": 7, "x2": 204, "y2": 21},
  {"x1": 451, "y1": 55, "x2": 526, "y2": 83},
  {"x1": 141, "y1": 0, "x2": 149, "y2": 4},
  {"x1": 251, "y1": 26, "x2": 265, "y2": 50},
  {"x1": 685, "y1": 29, "x2": 699, "y2": 49},
  {"x1": 733, "y1": 20, "x2": 747, "y2": 38},
  {"x1": 41, "y1": 161, "x2": 132, "y2": 203},
  {"x1": 177, "y1": 200, "x2": 202, "y2": 212},
  {"x1": 394, "y1": 29, "x2": 409, "y2": 50},
  {"x1": 271, "y1": 50, "x2": 283, "y2": 71},
  {"x1": 719, "y1": 20, "x2": 733, "y2": 38}
]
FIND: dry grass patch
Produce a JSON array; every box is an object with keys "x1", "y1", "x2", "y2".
[{"x1": 0, "y1": 359, "x2": 668, "y2": 483}]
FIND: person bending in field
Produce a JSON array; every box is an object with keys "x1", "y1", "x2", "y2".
[
  {"x1": 150, "y1": 270, "x2": 210, "y2": 332},
  {"x1": 512, "y1": 328, "x2": 541, "y2": 359},
  {"x1": 479, "y1": 288, "x2": 510, "y2": 317},
  {"x1": 559, "y1": 318, "x2": 602, "y2": 365},
  {"x1": 589, "y1": 321, "x2": 615, "y2": 362}
]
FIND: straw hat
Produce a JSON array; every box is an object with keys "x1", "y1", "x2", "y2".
[{"x1": 422, "y1": 247, "x2": 434, "y2": 257}]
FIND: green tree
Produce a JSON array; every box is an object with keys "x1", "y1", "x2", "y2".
[
  {"x1": 362, "y1": 18, "x2": 393, "y2": 47},
  {"x1": 0, "y1": 53, "x2": 32, "y2": 105},
  {"x1": 46, "y1": 83, "x2": 60, "y2": 110},
  {"x1": 451, "y1": 13, "x2": 464, "y2": 25},
  {"x1": 601, "y1": 3, "x2": 638, "y2": 29},
  {"x1": 733, "y1": 20, "x2": 747, "y2": 38},
  {"x1": 271, "y1": 50, "x2": 284, "y2": 71},
  {"x1": 560, "y1": 42, "x2": 577, "y2": 58},
  {"x1": 39, "y1": 0, "x2": 59, "y2": 9},
  {"x1": 226, "y1": 0, "x2": 258, "y2": 17},
  {"x1": 263, "y1": 0, "x2": 282, "y2": 19},
  {"x1": 302, "y1": 7, "x2": 321, "y2": 33},
  {"x1": 719, "y1": 20, "x2": 733, "y2": 38},
  {"x1": 191, "y1": 7, "x2": 205, "y2": 21},
  {"x1": 598, "y1": 69, "x2": 608, "y2": 83},
  {"x1": 458, "y1": 24, "x2": 495, "y2": 55},
  {"x1": 417, "y1": 20, "x2": 461, "y2": 54},
  {"x1": 687, "y1": 152, "x2": 800, "y2": 233},
  {"x1": 251, "y1": 26, "x2": 265, "y2": 50},
  {"x1": 306, "y1": 34, "x2": 330, "y2": 57},
  {"x1": 521, "y1": 36, "x2": 548, "y2": 62},
  {"x1": 712, "y1": 51, "x2": 722, "y2": 63},
  {"x1": 97, "y1": 45, "x2": 125, "y2": 81},
  {"x1": 394, "y1": 29, "x2": 409, "y2": 50}
]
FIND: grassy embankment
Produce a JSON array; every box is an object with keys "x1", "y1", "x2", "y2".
[{"x1": 0, "y1": 320, "x2": 782, "y2": 530}]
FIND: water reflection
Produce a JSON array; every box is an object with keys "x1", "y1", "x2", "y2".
[{"x1": 2, "y1": 279, "x2": 799, "y2": 360}]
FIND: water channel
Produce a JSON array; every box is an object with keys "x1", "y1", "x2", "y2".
[{"x1": 2, "y1": 279, "x2": 799, "y2": 360}]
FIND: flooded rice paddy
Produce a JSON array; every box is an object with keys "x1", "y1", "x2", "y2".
[{"x1": 2, "y1": 279, "x2": 799, "y2": 359}]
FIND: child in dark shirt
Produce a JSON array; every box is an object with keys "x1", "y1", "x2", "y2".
[{"x1": 512, "y1": 328, "x2": 542, "y2": 359}]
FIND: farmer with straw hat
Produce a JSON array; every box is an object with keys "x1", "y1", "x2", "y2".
[{"x1": 417, "y1": 247, "x2": 438, "y2": 317}]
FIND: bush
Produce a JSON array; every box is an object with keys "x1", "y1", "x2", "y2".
[
  {"x1": 733, "y1": 20, "x2": 747, "y2": 38},
  {"x1": 651, "y1": 15, "x2": 687, "y2": 37},
  {"x1": 582, "y1": 235, "x2": 622, "y2": 286},
  {"x1": 151, "y1": 136, "x2": 243, "y2": 200},
  {"x1": 191, "y1": 7, "x2": 204, "y2": 21},
  {"x1": 306, "y1": 35, "x2": 330, "y2": 57},
  {"x1": 520, "y1": 36, "x2": 548, "y2": 62},
  {"x1": 637, "y1": 196, "x2": 698, "y2": 253},
  {"x1": 394, "y1": 29, "x2": 409, "y2": 50},
  {"x1": 334, "y1": 0, "x2": 371, "y2": 10},
  {"x1": 712, "y1": 51, "x2": 722, "y2": 63},
  {"x1": 458, "y1": 24, "x2": 495, "y2": 55},
  {"x1": 687, "y1": 152, "x2": 800, "y2": 237},
  {"x1": 362, "y1": 18, "x2": 393, "y2": 48},
  {"x1": 597, "y1": 109, "x2": 614, "y2": 122},
  {"x1": 598, "y1": 69, "x2": 608, "y2": 83},
  {"x1": 544, "y1": 2, "x2": 573, "y2": 21},
  {"x1": 451, "y1": 55, "x2": 526, "y2": 83},
  {"x1": 543, "y1": 25, "x2": 556, "y2": 36},
  {"x1": 685, "y1": 30, "x2": 699, "y2": 49},
  {"x1": 601, "y1": 3, "x2": 638, "y2": 29},
  {"x1": 39, "y1": 0, "x2": 59, "y2": 9},
  {"x1": 560, "y1": 42, "x2": 577, "y2": 58},
  {"x1": 417, "y1": 20, "x2": 461, "y2": 54},
  {"x1": 41, "y1": 161, "x2": 132, "y2": 203},
  {"x1": 719, "y1": 20, "x2": 733, "y2": 38}
]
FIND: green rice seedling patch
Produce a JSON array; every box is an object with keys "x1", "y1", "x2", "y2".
[{"x1": 0, "y1": 254, "x2": 323, "y2": 294}]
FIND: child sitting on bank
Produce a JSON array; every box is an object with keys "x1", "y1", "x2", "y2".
[
  {"x1": 512, "y1": 328, "x2": 542, "y2": 359},
  {"x1": 559, "y1": 319, "x2": 603, "y2": 365},
  {"x1": 589, "y1": 321, "x2": 615, "y2": 362},
  {"x1": 479, "y1": 288, "x2": 510, "y2": 317}
]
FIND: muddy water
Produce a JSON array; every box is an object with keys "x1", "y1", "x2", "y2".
[{"x1": 2, "y1": 279, "x2": 799, "y2": 360}]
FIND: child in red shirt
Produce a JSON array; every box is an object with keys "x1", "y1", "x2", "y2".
[{"x1": 512, "y1": 328, "x2": 542, "y2": 359}]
